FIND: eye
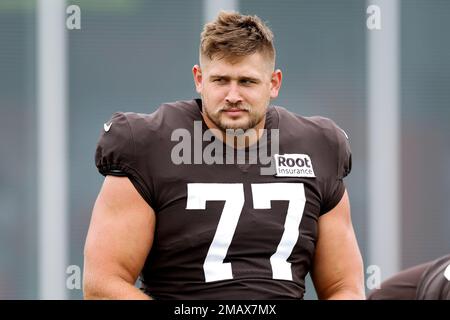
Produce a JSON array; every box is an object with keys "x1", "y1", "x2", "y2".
[{"x1": 240, "y1": 79, "x2": 255, "y2": 85}]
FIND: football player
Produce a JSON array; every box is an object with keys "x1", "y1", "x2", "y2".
[
  {"x1": 83, "y1": 11, "x2": 365, "y2": 300},
  {"x1": 368, "y1": 254, "x2": 450, "y2": 300}
]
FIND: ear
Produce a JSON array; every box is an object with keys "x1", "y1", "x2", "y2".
[
  {"x1": 192, "y1": 64, "x2": 203, "y2": 94},
  {"x1": 270, "y1": 69, "x2": 282, "y2": 99}
]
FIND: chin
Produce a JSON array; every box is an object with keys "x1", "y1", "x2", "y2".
[{"x1": 220, "y1": 119, "x2": 252, "y2": 131}]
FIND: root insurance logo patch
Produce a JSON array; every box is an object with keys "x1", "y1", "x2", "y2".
[{"x1": 274, "y1": 154, "x2": 316, "y2": 178}]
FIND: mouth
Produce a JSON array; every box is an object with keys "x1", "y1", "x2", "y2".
[{"x1": 222, "y1": 108, "x2": 248, "y2": 116}]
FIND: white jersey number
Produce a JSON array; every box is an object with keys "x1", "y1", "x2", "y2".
[{"x1": 186, "y1": 183, "x2": 306, "y2": 282}]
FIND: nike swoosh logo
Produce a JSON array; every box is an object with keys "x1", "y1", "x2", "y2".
[{"x1": 104, "y1": 122, "x2": 112, "y2": 132}]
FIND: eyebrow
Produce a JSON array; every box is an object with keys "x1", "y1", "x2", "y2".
[{"x1": 209, "y1": 75, "x2": 261, "y2": 82}]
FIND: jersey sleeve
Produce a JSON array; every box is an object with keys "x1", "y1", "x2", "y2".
[
  {"x1": 319, "y1": 119, "x2": 352, "y2": 215},
  {"x1": 95, "y1": 112, "x2": 153, "y2": 206}
]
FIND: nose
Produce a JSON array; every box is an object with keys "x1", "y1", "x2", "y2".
[{"x1": 225, "y1": 82, "x2": 242, "y2": 105}]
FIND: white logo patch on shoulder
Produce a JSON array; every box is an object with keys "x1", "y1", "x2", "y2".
[
  {"x1": 444, "y1": 264, "x2": 450, "y2": 281},
  {"x1": 104, "y1": 122, "x2": 112, "y2": 132},
  {"x1": 274, "y1": 154, "x2": 316, "y2": 178}
]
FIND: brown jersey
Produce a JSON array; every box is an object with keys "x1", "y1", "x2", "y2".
[
  {"x1": 95, "y1": 99, "x2": 352, "y2": 299},
  {"x1": 416, "y1": 254, "x2": 450, "y2": 300},
  {"x1": 367, "y1": 254, "x2": 450, "y2": 300}
]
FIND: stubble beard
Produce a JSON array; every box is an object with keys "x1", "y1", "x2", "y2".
[{"x1": 202, "y1": 101, "x2": 266, "y2": 132}]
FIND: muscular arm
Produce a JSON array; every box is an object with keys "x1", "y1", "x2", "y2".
[
  {"x1": 83, "y1": 176, "x2": 155, "y2": 299},
  {"x1": 311, "y1": 189, "x2": 365, "y2": 300}
]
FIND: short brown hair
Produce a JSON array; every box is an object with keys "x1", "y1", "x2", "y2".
[{"x1": 200, "y1": 11, "x2": 275, "y2": 67}]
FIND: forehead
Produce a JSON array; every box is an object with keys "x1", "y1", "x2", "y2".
[{"x1": 203, "y1": 52, "x2": 270, "y2": 78}]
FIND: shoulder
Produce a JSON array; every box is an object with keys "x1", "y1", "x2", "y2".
[
  {"x1": 95, "y1": 99, "x2": 200, "y2": 172},
  {"x1": 275, "y1": 106, "x2": 350, "y2": 153},
  {"x1": 274, "y1": 105, "x2": 350, "y2": 148},
  {"x1": 120, "y1": 99, "x2": 201, "y2": 132},
  {"x1": 273, "y1": 105, "x2": 352, "y2": 181},
  {"x1": 417, "y1": 254, "x2": 450, "y2": 299},
  {"x1": 98, "y1": 99, "x2": 200, "y2": 144},
  {"x1": 94, "y1": 99, "x2": 200, "y2": 205}
]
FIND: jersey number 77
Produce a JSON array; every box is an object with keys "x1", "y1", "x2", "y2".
[{"x1": 186, "y1": 183, "x2": 306, "y2": 282}]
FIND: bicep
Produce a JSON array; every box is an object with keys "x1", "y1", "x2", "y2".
[
  {"x1": 311, "y1": 189, "x2": 365, "y2": 299},
  {"x1": 84, "y1": 176, "x2": 155, "y2": 285}
]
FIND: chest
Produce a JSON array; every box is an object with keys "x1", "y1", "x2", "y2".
[{"x1": 151, "y1": 163, "x2": 322, "y2": 279}]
